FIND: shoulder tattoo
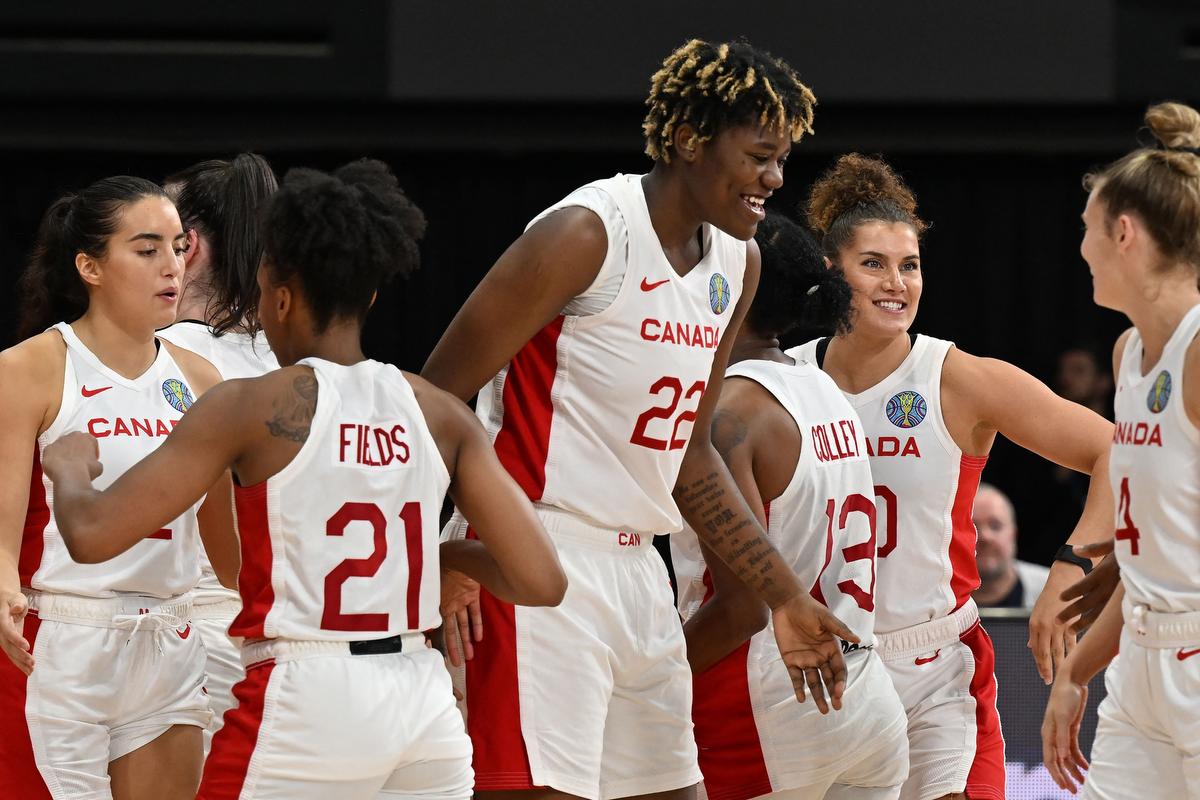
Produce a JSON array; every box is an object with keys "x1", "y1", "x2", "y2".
[{"x1": 265, "y1": 374, "x2": 317, "y2": 443}]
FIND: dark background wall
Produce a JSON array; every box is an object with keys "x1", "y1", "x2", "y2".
[{"x1": 1, "y1": 0, "x2": 1198, "y2": 562}]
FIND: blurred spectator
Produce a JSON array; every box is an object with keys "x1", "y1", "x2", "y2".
[
  {"x1": 1055, "y1": 346, "x2": 1113, "y2": 417},
  {"x1": 973, "y1": 483, "x2": 1049, "y2": 609}
]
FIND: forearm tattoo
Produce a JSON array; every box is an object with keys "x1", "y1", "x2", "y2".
[{"x1": 265, "y1": 374, "x2": 317, "y2": 443}]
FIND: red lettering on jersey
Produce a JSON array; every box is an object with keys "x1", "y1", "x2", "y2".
[
  {"x1": 157, "y1": 419, "x2": 172, "y2": 435},
  {"x1": 112, "y1": 418, "x2": 131, "y2": 436},
  {"x1": 339, "y1": 422, "x2": 413, "y2": 467},
  {"x1": 838, "y1": 420, "x2": 859, "y2": 457},
  {"x1": 88, "y1": 418, "x2": 109, "y2": 437},
  {"x1": 811, "y1": 424, "x2": 830, "y2": 462},
  {"x1": 1113, "y1": 421, "x2": 1164, "y2": 447},
  {"x1": 131, "y1": 418, "x2": 153, "y2": 437},
  {"x1": 638, "y1": 318, "x2": 720, "y2": 349},
  {"x1": 865, "y1": 436, "x2": 921, "y2": 458},
  {"x1": 86, "y1": 417, "x2": 176, "y2": 438},
  {"x1": 618, "y1": 532, "x2": 642, "y2": 547}
]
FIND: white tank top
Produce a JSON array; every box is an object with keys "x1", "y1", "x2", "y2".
[
  {"x1": 229, "y1": 359, "x2": 449, "y2": 641},
  {"x1": 1110, "y1": 303, "x2": 1200, "y2": 613},
  {"x1": 158, "y1": 321, "x2": 279, "y2": 607},
  {"x1": 672, "y1": 358, "x2": 878, "y2": 648},
  {"x1": 791, "y1": 335, "x2": 986, "y2": 633},
  {"x1": 19, "y1": 323, "x2": 202, "y2": 598},
  {"x1": 473, "y1": 173, "x2": 747, "y2": 535}
]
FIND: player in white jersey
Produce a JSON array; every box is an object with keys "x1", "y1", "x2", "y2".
[
  {"x1": 39, "y1": 159, "x2": 568, "y2": 800},
  {"x1": 156, "y1": 153, "x2": 281, "y2": 754},
  {"x1": 1042, "y1": 102, "x2": 1200, "y2": 798},
  {"x1": 425, "y1": 39, "x2": 856, "y2": 800},
  {"x1": 794, "y1": 155, "x2": 1115, "y2": 800},
  {"x1": 0, "y1": 177, "x2": 231, "y2": 799},
  {"x1": 672, "y1": 214, "x2": 909, "y2": 799}
]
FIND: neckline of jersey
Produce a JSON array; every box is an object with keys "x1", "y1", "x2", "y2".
[
  {"x1": 57, "y1": 322, "x2": 171, "y2": 390},
  {"x1": 1130, "y1": 302, "x2": 1200, "y2": 382},
  {"x1": 633, "y1": 173, "x2": 717, "y2": 285}
]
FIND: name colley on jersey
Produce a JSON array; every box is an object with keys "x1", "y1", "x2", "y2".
[{"x1": 338, "y1": 422, "x2": 411, "y2": 467}]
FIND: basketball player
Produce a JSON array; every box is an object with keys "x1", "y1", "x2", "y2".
[
  {"x1": 425, "y1": 39, "x2": 856, "y2": 800},
  {"x1": 40, "y1": 159, "x2": 568, "y2": 800},
  {"x1": 0, "y1": 177, "x2": 231, "y2": 799},
  {"x1": 794, "y1": 154, "x2": 1115, "y2": 800},
  {"x1": 156, "y1": 153, "x2": 281, "y2": 753},
  {"x1": 673, "y1": 213, "x2": 909, "y2": 799},
  {"x1": 1042, "y1": 102, "x2": 1200, "y2": 798}
]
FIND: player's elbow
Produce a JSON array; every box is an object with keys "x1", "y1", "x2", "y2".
[
  {"x1": 58, "y1": 519, "x2": 110, "y2": 564},
  {"x1": 529, "y1": 566, "x2": 568, "y2": 607}
]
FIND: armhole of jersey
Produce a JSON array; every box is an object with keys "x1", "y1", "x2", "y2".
[
  {"x1": 722, "y1": 366, "x2": 805, "y2": 509},
  {"x1": 41, "y1": 338, "x2": 75, "y2": 441},
  {"x1": 929, "y1": 337, "x2": 967, "y2": 458},
  {"x1": 400, "y1": 372, "x2": 452, "y2": 488},
  {"x1": 570, "y1": 188, "x2": 636, "y2": 329},
  {"x1": 1173, "y1": 328, "x2": 1200, "y2": 444},
  {"x1": 814, "y1": 337, "x2": 830, "y2": 368}
]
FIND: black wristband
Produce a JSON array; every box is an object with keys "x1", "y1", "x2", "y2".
[{"x1": 1054, "y1": 544, "x2": 1093, "y2": 575}]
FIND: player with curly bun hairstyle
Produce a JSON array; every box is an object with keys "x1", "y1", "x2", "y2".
[
  {"x1": 1042, "y1": 103, "x2": 1200, "y2": 798},
  {"x1": 36, "y1": 159, "x2": 568, "y2": 799},
  {"x1": 671, "y1": 213, "x2": 911, "y2": 798},
  {"x1": 423, "y1": 37, "x2": 853, "y2": 800},
  {"x1": 795, "y1": 155, "x2": 1115, "y2": 800}
]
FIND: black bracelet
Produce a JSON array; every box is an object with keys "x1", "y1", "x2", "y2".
[{"x1": 1053, "y1": 544, "x2": 1093, "y2": 575}]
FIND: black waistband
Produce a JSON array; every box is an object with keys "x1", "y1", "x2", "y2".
[{"x1": 348, "y1": 633, "x2": 413, "y2": 656}]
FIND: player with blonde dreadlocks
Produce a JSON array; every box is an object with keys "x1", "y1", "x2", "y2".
[{"x1": 424, "y1": 37, "x2": 848, "y2": 800}]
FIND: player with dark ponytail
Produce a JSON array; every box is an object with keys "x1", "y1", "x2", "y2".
[
  {"x1": 156, "y1": 152, "x2": 281, "y2": 755},
  {"x1": 0, "y1": 176, "x2": 228, "y2": 799},
  {"x1": 38, "y1": 159, "x2": 567, "y2": 799}
]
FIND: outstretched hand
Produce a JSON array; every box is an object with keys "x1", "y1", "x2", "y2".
[
  {"x1": 771, "y1": 593, "x2": 858, "y2": 714},
  {"x1": 1058, "y1": 543, "x2": 1120, "y2": 634},
  {"x1": 41, "y1": 431, "x2": 103, "y2": 485},
  {"x1": 1042, "y1": 676, "x2": 1090, "y2": 793}
]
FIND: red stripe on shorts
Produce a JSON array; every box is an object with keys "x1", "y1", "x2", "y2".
[
  {"x1": 0, "y1": 613, "x2": 53, "y2": 799},
  {"x1": 198, "y1": 658, "x2": 276, "y2": 800},
  {"x1": 692, "y1": 640, "x2": 772, "y2": 800},
  {"x1": 464, "y1": 520, "x2": 536, "y2": 789},
  {"x1": 229, "y1": 482, "x2": 274, "y2": 639},
  {"x1": 19, "y1": 450, "x2": 49, "y2": 585},
  {"x1": 962, "y1": 621, "x2": 1006, "y2": 800},
  {"x1": 949, "y1": 454, "x2": 987, "y2": 609},
  {"x1": 491, "y1": 316, "x2": 564, "y2": 500}
]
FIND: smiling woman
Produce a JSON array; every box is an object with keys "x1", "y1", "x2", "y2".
[
  {"x1": 0, "y1": 176, "x2": 227, "y2": 800},
  {"x1": 420, "y1": 37, "x2": 859, "y2": 800},
  {"x1": 793, "y1": 154, "x2": 1116, "y2": 800}
]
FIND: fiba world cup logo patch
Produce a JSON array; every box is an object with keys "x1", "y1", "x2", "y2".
[
  {"x1": 886, "y1": 390, "x2": 927, "y2": 429},
  {"x1": 1147, "y1": 370, "x2": 1172, "y2": 413},
  {"x1": 709, "y1": 273, "x2": 731, "y2": 314},
  {"x1": 162, "y1": 378, "x2": 194, "y2": 413}
]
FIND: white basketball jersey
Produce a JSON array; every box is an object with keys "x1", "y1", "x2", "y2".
[
  {"x1": 229, "y1": 359, "x2": 449, "y2": 641},
  {"x1": 1110, "y1": 303, "x2": 1200, "y2": 613},
  {"x1": 474, "y1": 173, "x2": 746, "y2": 534},
  {"x1": 792, "y1": 335, "x2": 985, "y2": 634},
  {"x1": 158, "y1": 321, "x2": 279, "y2": 606},
  {"x1": 20, "y1": 323, "x2": 202, "y2": 598},
  {"x1": 672, "y1": 359, "x2": 878, "y2": 648}
]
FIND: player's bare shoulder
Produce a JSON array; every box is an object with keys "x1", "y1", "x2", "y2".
[
  {"x1": 160, "y1": 338, "x2": 222, "y2": 393},
  {"x1": 714, "y1": 375, "x2": 796, "y2": 459},
  {"x1": 255, "y1": 366, "x2": 318, "y2": 445},
  {"x1": 0, "y1": 330, "x2": 68, "y2": 430},
  {"x1": 403, "y1": 369, "x2": 482, "y2": 476}
]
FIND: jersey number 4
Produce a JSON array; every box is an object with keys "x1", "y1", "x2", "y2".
[
  {"x1": 630, "y1": 377, "x2": 706, "y2": 451},
  {"x1": 1115, "y1": 477, "x2": 1141, "y2": 555},
  {"x1": 322, "y1": 501, "x2": 424, "y2": 632}
]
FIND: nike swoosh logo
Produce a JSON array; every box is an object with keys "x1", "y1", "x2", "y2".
[
  {"x1": 914, "y1": 650, "x2": 941, "y2": 666},
  {"x1": 81, "y1": 385, "x2": 112, "y2": 397},
  {"x1": 177, "y1": 624, "x2": 191, "y2": 640},
  {"x1": 640, "y1": 277, "x2": 670, "y2": 292},
  {"x1": 1177, "y1": 647, "x2": 1200, "y2": 661}
]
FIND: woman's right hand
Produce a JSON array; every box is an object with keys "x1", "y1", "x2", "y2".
[
  {"x1": 1042, "y1": 675, "x2": 1090, "y2": 793},
  {"x1": 0, "y1": 588, "x2": 33, "y2": 675}
]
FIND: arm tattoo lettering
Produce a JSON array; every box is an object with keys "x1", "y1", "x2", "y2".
[{"x1": 265, "y1": 374, "x2": 317, "y2": 443}]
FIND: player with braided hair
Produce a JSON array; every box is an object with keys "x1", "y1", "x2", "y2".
[
  {"x1": 1043, "y1": 103, "x2": 1200, "y2": 798},
  {"x1": 795, "y1": 154, "x2": 1114, "y2": 800},
  {"x1": 425, "y1": 36, "x2": 850, "y2": 800},
  {"x1": 36, "y1": 159, "x2": 568, "y2": 799}
]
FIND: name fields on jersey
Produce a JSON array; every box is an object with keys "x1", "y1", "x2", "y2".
[{"x1": 337, "y1": 422, "x2": 412, "y2": 468}]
